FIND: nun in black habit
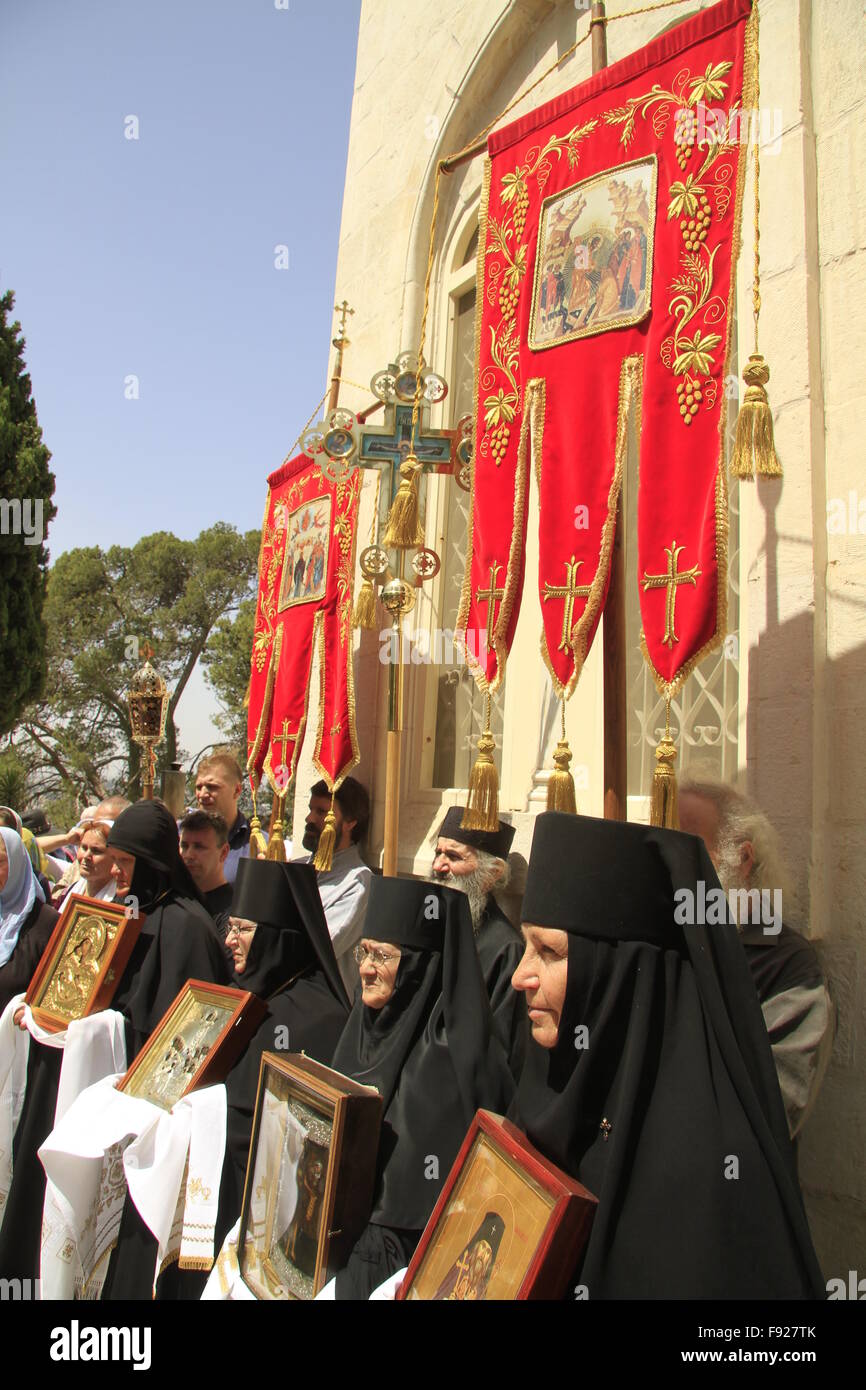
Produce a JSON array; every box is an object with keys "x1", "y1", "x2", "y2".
[
  {"x1": 510, "y1": 812, "x2": 825, "y2": 1300},
  {"x1": 0, "y1": 800, "x2": 230, "y2": 1285},
  {"x1": 102, "y1": 856, "x2": 349, "y2": 1299},
  {"x1": 329, "y1": 877, "x2": 515, "y2": 1299}
]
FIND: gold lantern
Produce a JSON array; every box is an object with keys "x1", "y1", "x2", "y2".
[{"x1": 127, "y1": 647, "x2": 169, "y2": 800}]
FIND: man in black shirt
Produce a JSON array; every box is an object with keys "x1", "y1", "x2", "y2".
[{"x1": 179, "y1": 809, "x2": 233, "y2": 932}]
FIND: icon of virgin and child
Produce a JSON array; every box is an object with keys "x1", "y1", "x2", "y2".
[{"x1": 532, "y1": 161, "x2": 654, "y2": 346}]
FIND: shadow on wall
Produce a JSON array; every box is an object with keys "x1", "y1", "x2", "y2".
[{"x1": 746, "y1": 476, "x2": 866, "y2": 1281}]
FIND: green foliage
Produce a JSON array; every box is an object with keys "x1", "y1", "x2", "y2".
[
  {"x1": 0, "y1": 747, "x2": 28, "y2": 810},
  {"x1": 200, "y1": 595, "x2": 256, "y2": 750},
  {"x1": 0, "y1": 290, "x2": 57, "y2": 732},
  {"x1": 15, "y1": 524, "x2": 260, "y2": 803}
]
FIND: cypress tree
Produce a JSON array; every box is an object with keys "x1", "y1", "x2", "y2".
[{"x1": 0, "y1": 289, "x2": 57, "y2": 732}]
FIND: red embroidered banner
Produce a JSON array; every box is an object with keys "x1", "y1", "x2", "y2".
[
  {"x1": 247, "y1": 453, "x2": 361, "y2": 795},
  {"x1": 458, "y1": 0, "x2": 754, "y2": 699}
]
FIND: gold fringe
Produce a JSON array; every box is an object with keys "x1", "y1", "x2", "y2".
[
  {"x1": 353, "y1": 577, "x2": 378, "y2": 630},
  {"x1": 461, "y1": 695, "x2": 499, "y2": 832},
  {"x1": 383, "y1": 456, "x2": 424, "y2": 548},
  {"x1": 547, "y1": 700, "x2": 577, "y2": 814},
  {"x1": 266, "y1": 794, "x2": 287, "y2": 862},
  {"x1": 178, "y1": 1255, "x2": 215, "y2": 1271},
  {"x1": 313, "y1": 792, "x2": 337, "y2": 871},
  {"x1": 649, "y1": 703, "x2": 679, "y2": 829},
  {"x1": 731, "y1": 353, "x2": 781, "y2": 479}
]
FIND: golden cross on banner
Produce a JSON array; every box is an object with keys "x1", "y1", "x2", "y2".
[
  {"x1": 641, "y1": 541, "x2": 701, "y2": 648},
  {"x1": 475, "y1": 562, "x2": 505, "y2": 652},
  {"x1": 543, "y1": 555, "x2": 592, "y2": 653},
  {"x1": 272, "y1": 718, "x2": 302, "y2": 767},
  {"x1": 329, "y1": 719, "x2": 342, "y2": 762}
]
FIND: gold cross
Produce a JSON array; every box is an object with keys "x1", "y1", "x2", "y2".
[
  {"x1": 272, "y1": 718, "x2": 301, "y2": 766},
  {"x1": 475, "y1": 563, "x2": 505, "y2": 651},
  {"x1": 641, "y1": 541, "x2": 701, "y2": 648},
  {"x1": 329, "y1": 719, "x2": 342, "y2": 759},
  {"x1": 543, "y1": 556, "x2": 592, "y2": 653},
  {"x1": 600, "y1": 1117, "x2": 612, "y2": 1141},
  {"x1": 334, "y1": 300, "x2": 354, "y2": 339}
]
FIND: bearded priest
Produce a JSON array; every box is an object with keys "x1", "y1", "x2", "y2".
[{"x1": 431, "y1": 806, "x2": 526, "y2": 1078}]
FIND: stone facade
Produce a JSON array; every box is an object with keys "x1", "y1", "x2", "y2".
[{"x1": 291, "y1": 0, "x2": 866, "y2": 1281}]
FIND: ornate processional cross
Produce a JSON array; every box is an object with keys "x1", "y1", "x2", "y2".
[
  {"x1": 475, "y1": 562, "x2": 505, "y2": 653},
  {"x1": 543, "y1": 556, "x2": 592, "y2": 653},
  {"x1": 359, "y1": 402, "x2": 457, "y2": 539},
  {"x1": 641, "y1": 542, "x2": 701, "y2": 648}
]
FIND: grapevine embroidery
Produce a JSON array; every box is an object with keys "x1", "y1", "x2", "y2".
[{"x1": 479, "y1": 58, "x2": 739, "y2": 447}]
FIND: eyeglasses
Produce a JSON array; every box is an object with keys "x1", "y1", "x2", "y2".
[
  {"x1": 226, "y1": 921, "x2": 256, "y2": 940},
  {"x1": 352, "y1": 943, "x2": 398, "y2": 968}
]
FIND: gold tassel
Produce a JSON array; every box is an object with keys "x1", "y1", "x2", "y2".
[
  {"x1": 247, "y1": 779, "x2": 268, "y2": 858},
  {"x1": 313, "y1": 791, "x2": 338, "y2": 872},
  {"x1": 731, "y1": 353, "x2": 782, "y2": 480},
  {"x1": 248, "y1": 814, "x2": 268, "y2": 859},
  {"x1": 461, "y1": 694, "x2": 499, "y2": 832},
  {"x1": 547, "y1": 699, "x2": 577, "y2": 814},
  {"x1": 383, "y1": 456, "x2": 424, "y2": 548},
  {"x1": 353, "y1": 577, "x2": 378, "y2": 630},
  {"x1": 732, "y1": 11, "x2": 782, "y2": 483},
  {"x1": 266, "y1": 794, "x2": 287, "y2": 862},
  {"x1": 650, "y1": 702, "x2": 679, "y2": 829}
]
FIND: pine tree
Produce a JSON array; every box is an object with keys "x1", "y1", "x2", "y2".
[{"x1": 0, "y1": 289, "x2": 57, "y2": 732}]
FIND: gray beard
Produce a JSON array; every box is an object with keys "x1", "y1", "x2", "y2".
[{"x1": 433, "y1": 868, "x2": 489, "y2": 932}]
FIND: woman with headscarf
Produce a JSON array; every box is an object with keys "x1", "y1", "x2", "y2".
[
  {"x1": 102, "y1": 856, "x2": 350, "y2": 1299},
  {"x1": 326, "y1": 877, "x2": 515, "y2": 1300},
  {"x1": 0, "y1": 800, "x2": 230, "y2": 1285},
  {"x1": 510, "y1": 811, "x2": 825, "y2": 1299},
  {"x1": 0, "y1": 827, "x2": 59, "y2": 1014}
]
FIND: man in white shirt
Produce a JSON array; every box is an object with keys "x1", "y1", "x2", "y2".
[{"x1": 297, "y1": 777, "x2": 371, "y2": 998}]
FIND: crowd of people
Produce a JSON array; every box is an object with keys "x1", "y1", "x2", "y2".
[{"x1": 0, "y1": 753, "x2": 834, "y2": 1300}]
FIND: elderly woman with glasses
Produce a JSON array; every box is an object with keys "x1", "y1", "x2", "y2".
[{"x1": 319, "y1": 875, "x2": 514, "y2": 1300}]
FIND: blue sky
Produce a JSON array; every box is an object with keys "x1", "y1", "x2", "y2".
[{"x1": 1, "y1": 0, "x2": 362, "y2": 755}]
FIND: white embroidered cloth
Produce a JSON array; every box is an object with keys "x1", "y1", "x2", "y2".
[
  {"x1": 39, "y1": 1077, "x2": 227, "y2": 1297},
  {"x1": 201, "y1": 1219, "x2": 257, "y2": 1300},
  {"x1": 0, "y1": 996, "x2": 126, "y2": 1241}
]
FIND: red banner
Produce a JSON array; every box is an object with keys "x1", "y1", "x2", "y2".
[
  {"x1": 247, "y1": 454, "x2": 361, "y2": 795},
  {"x1": 458, "y1": 0, "x2": 754, "y2": 698}
]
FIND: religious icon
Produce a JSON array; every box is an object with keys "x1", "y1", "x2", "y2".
[
  {"x1": 529, "y1": 155, "x2": 658, "y2": 349},
  {"x1": 118, "y1": 982, "x2": 265, "y2": 1112},
  {"x1": 277, "y1": 495, "x2": 333, "y2": 611},
  {"x1": 237, "y1": 1053, "x2": 382, "y2": 1300},
  {"x1": 400, "y1": 1111, "x2": 597, "y2": 1301},
  {"x1": 432, "y1": 1211, "x2": 505, "y2": 1300},
  {"x1": 277, "y1": 1136, "x2": 329, "y2": 1278},
  {"x1": 25, "y1": 895, "x2": 144, "y2": 1033}
]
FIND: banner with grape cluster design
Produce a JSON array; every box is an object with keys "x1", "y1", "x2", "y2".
[
  {"x1": 247, "y1": 453, "x2": 361, "y2": 796},
  {"x1": 458, "y1": 0, "x2": 755, "y2": 700}
]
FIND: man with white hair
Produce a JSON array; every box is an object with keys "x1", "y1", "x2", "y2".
[
  {"x1": 431, "y1": 805, "x2": 527, "y2": 1078},
  {"x1": 678, "y1": 775, "x2": 834, "y2": 1138}
]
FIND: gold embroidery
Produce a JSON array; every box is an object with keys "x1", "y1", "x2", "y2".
[
  {"x1": 538, "y1": 356, "x2": 642, "y2": 700},
  {"x1": 543, "y1": 557, "x2": 592, "y2": 654},
  {"x1": 186, "y1": 1176, "x2": 213, "y2": 1205},
  {"x1": 642, "y1": 541, "x2": 701, "y2": 648},
  {"x1": 481, "y1": 119, "x2": 598, "y2": 464},
  {"x1": 475, "y1": 563, "x2": 505, "y2": 654}
]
